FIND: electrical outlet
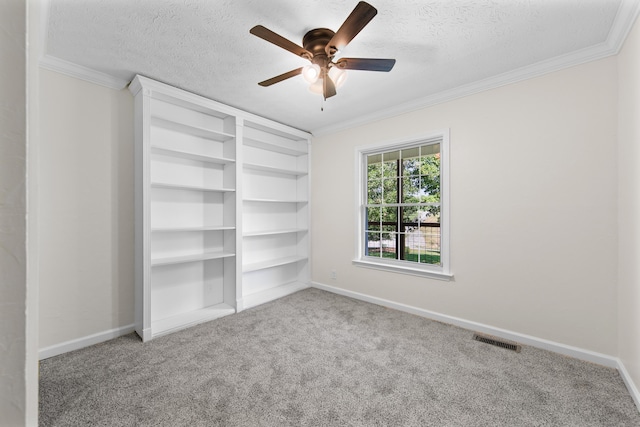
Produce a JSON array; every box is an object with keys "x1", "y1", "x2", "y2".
[{"x1": 330, "y1": 270, "x2": 337, "y2": 280}]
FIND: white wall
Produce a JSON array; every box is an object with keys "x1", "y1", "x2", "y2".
[
  {"x1": 27, "y1": 0, "x2": 42, "y2": 422},
  {"x1": 38, "y1": 69, "x2": 135, "y2": 351},
  {"x1": 0, "y1": 0, "x2": 28, "y2": 424},
  {"x1": 312, "y1": 57, "x2": 619, "y2": 355},
  {"x1": 618, "y1": 14, "x2": 640, "y2": 398}
]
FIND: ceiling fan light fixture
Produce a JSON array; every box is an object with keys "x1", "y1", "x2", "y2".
[
  {"x1": 250, "y1": 2, "x2": 395, "y2": 102},
  {"x1": 328, "y1": 66, "x2": 348, "y2": 88},
  {"x1": 308, "y1": 78, "x2": 324, "y2": 94},
  {"x1": 302, "y1": 64, "x2": 321, "y2": 83}
]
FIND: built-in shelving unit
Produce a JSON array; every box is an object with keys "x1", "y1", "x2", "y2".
[
  {"x1": 130, "y1": 76, "x2": 239, "y2": 341},
  {"x1": 239, "y1": 121, "x2": 311, "y2": 311},
  {"x1": 130, "y1": 75, "x2": 311, "y2": 340}
]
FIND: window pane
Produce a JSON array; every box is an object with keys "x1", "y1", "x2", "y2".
[
  {"x1": 401, "y1": 232, "x2": 419, "y2": 263},
  {"x1": 367, "y1": 153, "x2": 382, "y2": 165},
  {"x1": 382, "y1": 151, "x2": 399, "y2": 178},
  {"x1": 402, "y1": 206, "x2": 419, "y2": 232},
  {"x1": 419, "y1": 144, "x2": 440, "y2": 200},
  {"x1": 365, "y1": 232, "x2": 381, "y2": 257},
  {"x1": 381, "y1": 206, "x2": 397, "y2": 224},
  {"x1": 420, "y1": 222, "x2": 441, "y2": 265},
  {"x1": 367, "y1": 156, "x2": 383, "y2": 205},
  {"x1": 367, "y1": 161, "x2": 382, "y2": 179},
  {"x1": 366, "y1": 207, "x2": 381, "y2": 231},
  {"x1": 401, "y1": 147, "x2": 420, "y2": 159},
  {"x1": 421, "y1": 253, "x2": 441, "y2": 265},
  {"x1": 420, "y1": 143, "x2": 439, "y2": 157},
  {"x1": 421, "y1": 204, "x2": 441, "y2": 224},
  {"x1": 420, "y1": 174, "x2": 440, "y2": 198},
  {"x1": 401, "y1": 228, "x2": 441, "y2": 265},
  {"x1": 402, "y1": 175, "x2": 421, "y2": 203},
  {"x1": 367, "y1": 179, "x2": 382, "y2": 204},
  {"x1": 382, "y1": 178, "x2": 398, "y2": 204},
  {"x1": 383, "y1": 150, "x2": 400, "y2": 162},
  {"x1": 381, "y1": 232, "x2": 397, "y2": 259},
  {"x1": 402, "y1": 147, "x2": 420, "y2": 177}
]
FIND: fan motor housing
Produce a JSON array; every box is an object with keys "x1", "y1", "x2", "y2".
[{"x1": 303, "y1": 28, "x2": 335, "y2": 58}]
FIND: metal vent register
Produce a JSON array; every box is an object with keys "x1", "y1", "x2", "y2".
[{"x1": 473, "y1": 333, "x2": 522, "y2": 353}]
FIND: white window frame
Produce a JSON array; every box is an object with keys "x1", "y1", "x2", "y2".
[{"x1": 353, "y1": 130, "x2": 452, "y2": 281}]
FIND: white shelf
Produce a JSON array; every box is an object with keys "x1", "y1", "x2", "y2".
[
  {"x1": 151, "y1": 116, "x2": 235, "y2": 142},
  {"x1": 151, "y1": 251, "x2": 235, "y2": 267},
  {"x1": 243, "y1": 255, "x2": 307, "y2": 273},
  {"x1": 243, "y1": 162, "x2": 307, "y2": 176},
  {"x1": 151, "y1": 146, "x2": 235, "y2": 165},
  {"x1": 152, "y1": 226, "x2": 235, "y2": 232},
  {"x1": 243, "y1": 198, "x2": 307, "y2": 204},
  {"x1": 151, "y1": 303, "x2": 235, "y2": 338},
  {"x1": 244, "y1": 136, "x2": 307, "y2": 156},
  {"x1": 243, "y1": 228, "x2": 307, "y2": 237},
  {"x1": 151, "y1": 182, "x2": 236, "y2": 193}
]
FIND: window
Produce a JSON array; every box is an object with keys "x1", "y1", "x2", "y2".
[{"x1": 354, "y1": 131, "x2": 451, "y2": 280}]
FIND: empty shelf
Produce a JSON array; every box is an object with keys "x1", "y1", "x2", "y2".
[
  {"x1": 243, "y1": 255, "x2": 307, "y2": 273},
  {"x1": 151, "y1": 251, "x2": 235, "y2": 266}
]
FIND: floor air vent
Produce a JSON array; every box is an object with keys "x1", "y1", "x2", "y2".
[{"x1": 473, "y1": 333, "x2": 521, "y2": 353}]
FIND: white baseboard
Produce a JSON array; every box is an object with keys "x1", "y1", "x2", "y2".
[
  {"x1": 617, "y1": 358, "x2": 640, "y2": 411},
  {"x1": 39, "y1": 324, "x2": 136, "y2": 360},
  {"x1": 311, "y1": 281, "x2": 640, "y2": 412}
]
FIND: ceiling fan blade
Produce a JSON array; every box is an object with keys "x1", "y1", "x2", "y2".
[
  {"x1": 258, "y1": 67, "x2": 303, "y2": 87},
  {"x1": 335, "y1": 58, "x2": 396, "y2": 72},
  {"x1": 250, "y1": 25, "x2": 312, "y2": 58},
  {"x1": 323, "y1": 75, "x2": 337, "y2": 100},
  {"x1": 325, "y1": 1, "x2": 377, "y2": 56}
]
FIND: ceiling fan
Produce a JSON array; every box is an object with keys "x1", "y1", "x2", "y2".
[{"x1": 250, "y1": 1, "x2": 396, "y2": 101}]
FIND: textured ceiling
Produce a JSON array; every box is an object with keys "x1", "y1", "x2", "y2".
[{"x1": 44, "y1": 0, "x2": 630, "y2": 134}]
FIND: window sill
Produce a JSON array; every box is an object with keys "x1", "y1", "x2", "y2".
[{"x1": 352, "y1": 258, "x2": 453, "y2": 281}]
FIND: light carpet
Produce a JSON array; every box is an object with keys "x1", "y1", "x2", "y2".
[{"x1": 39, "y1": 288, "x2": 640, "y2": 426}]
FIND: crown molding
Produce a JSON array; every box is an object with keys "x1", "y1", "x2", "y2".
[
  {"x1": 39, "y1": 54, "x2": 129, "y2": 90},
  {"x1": 312, "y1": 0, "x2": 640, "y2": 137},
  {"x1": 609, "y1": 0, "x2": 640, "y2": 53}
]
